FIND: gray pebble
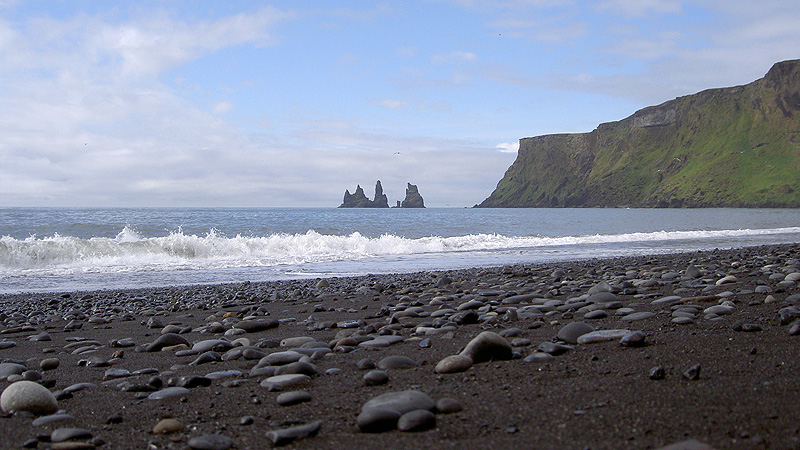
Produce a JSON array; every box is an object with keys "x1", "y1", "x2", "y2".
[
  {"x1": 276, "y1": 390, "x2": 312, "y2": 406},
  {"x1": 187, "y1": 433, "x2": 234, "y2": 450},
  {"x1": 398, "y1": 409, "x2": 436, "y2": 432},
  {"x1": 364, "y1": 370, "x2": 389, "y2": 386},
  {"x1": 266, "y1": 420, "x2": 322, "y2": 446}
]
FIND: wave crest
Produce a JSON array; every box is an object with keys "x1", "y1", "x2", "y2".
[{"x1": 2, "y1": 227, "x2": 800, "y2": 277}]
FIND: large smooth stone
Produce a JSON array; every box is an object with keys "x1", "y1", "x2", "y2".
[
  {"x1": 577, "y1": 329, "x2": 631, "y2": 344},
  {"x1": 397, "y1": 409, "x2": 436, "y2": 432},
  {"x1": 0, "y1": 362, "x2": 27, "y2": 379},
  {"x1": 1, "y1": 380, "x2": 58, "y2": 415},
  {"x1": 187, "y1": 433, "x2": 234, "y2": 450},
  {"x1": 51, "y1": 428, "x2": 92, "y2": 443},
  {"x1": 621, "y1": 312, "x2": 656, "y2": 322},
  {"x1": 262, "y1": 351, "x2": 304, "y2": 366},
  {"x1": 557, "y1": 322, "x2": 595, "y2": 344},
  {"x1": 434, "y1": 355, "x2": 473, "y2": 374},
  {"x1": 237, "y1": 319, "x2": 279, "y2": 332},
  {"x1": 147, "y1": 387, "x2": 190, "y2": 400},
  {"x1": 356, "y1": 408, "x2": 401, "y2": 433},
  {"x1": 260, "y1": 374, "x2": 311, "y2": 390},
  {"x1": 459, "y1": 331, "x2": 513, "y2": 363},
  {"x1": 377, "y1": 356, "x2": 419, "y2": 370},
  {"x1": 145, "y1": 333, "x2": 190, "y2": 352},
  {"x1": 361, "y1": 390, "x2": 436, "y2": 415},
  {"x1": 358, "y1": 336, "x2": 404, "y2": 348},
  {"x1": 276, "y1": 391, "x2": 312, "y2": 406}
]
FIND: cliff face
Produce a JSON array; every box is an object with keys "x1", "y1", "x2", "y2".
[
  {"x1": 400, "y1": 183, "x2": 425, "y2": 208},
  {"x1": 339, "y1": 180, "x2": 389, "y2": 208},
  {"x1": 478, "y1": 59, "x2": 800, "y2": 208}
]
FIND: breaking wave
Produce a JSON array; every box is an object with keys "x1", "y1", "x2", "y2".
[{"x1": 2, "y1": 226, "x2": 800, "y2": 278}]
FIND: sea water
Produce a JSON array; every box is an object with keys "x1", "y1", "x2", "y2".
[{"x1": 1, "y1": 207, "x2": 800, "y2": 294}]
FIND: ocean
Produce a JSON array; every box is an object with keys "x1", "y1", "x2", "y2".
[{"x1": 2, "y1": 207, "x2": 800, "y2": 294}]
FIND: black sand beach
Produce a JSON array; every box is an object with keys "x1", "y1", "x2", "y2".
[{"x1": 2, "y1": 244, "x2": 800, "y2": 450}]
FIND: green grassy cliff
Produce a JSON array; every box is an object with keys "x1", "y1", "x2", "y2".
[{"x1": 477, "y1": 60, "x2": 800, "y2": 208}]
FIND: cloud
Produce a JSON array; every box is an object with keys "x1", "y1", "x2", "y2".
[
  {"x1": 375, "y1": 98, "x2": 409, "y2": 109},
  {"x1": 496, "y1": 142, "x2": 520, "y2": 153},
  {"x1": 91, "y1": 7, "x2": 290, "y2": 77},
  {"x1": 594, "y1": 0, "x2": 682, "y2": 18},
  {"x1": 213, "y1": 101, "x2": 234, "y2": 114},
  {"x1": 432, "y1": 50, "x2": 478, "y2": 64}
]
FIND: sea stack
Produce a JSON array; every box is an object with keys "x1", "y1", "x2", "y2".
[
  {"x1": 339, "y1": 180, "x2": 390, "y2": 208},
  {"x1": 400, "y1": 183, "x2": 425, "y2": 208}
]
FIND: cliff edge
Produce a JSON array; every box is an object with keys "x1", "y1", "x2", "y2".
[{"x1": 477, "y1": 59, "x2": 800, "y2": 208}]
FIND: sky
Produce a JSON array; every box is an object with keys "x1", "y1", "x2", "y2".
[{"x1": 0, "y1": 1, "x2": 798, "y2": 207}]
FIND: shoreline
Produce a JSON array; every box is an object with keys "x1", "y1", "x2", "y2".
[{"x1": 1, "y1": 243, "x2": 799, "y2": 449}]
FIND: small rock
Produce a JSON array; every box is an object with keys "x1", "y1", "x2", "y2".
[
  {"x1": 682, "y1": 364, "x2": 701, "y2": 381},
  {"x1": 187, "y1": 433, "x2": 234, "y2": 450},
  {"x1": 153, "y1": 418, "x2": 184, "y2": 434},
  {"x1": 620, "y1": 331, "x2": 647, "y2": 347},
  {"x1": 434, "y1": 355, "x2": 473, "y2": 374},
  {"x1": 649, "y1": 366, "x2": 666, "y2": 380},
  {"x1": 460, "y1": 331, "x2": 513, "y2": 363},
  {"x1": 266, "y1": 420, "x2": 322, "y2": 446},
  {"x1": 363, "y1": 370, "x2": 389, "y2": 386},
  {"x1": 397, "y1": 409, "x2": 436, "y2": 432},
  {"x1": 276, "y1": 391, "x2": 312, "y2": 406}
]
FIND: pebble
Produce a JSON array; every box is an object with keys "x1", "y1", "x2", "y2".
[
  {"x1": 266, "y1": 420, "x2": 322, "y2": 446},
  {"x1": 557, "y1": 322, "x2": 595, "y2": 344},
  {"x1": 377, "y1": 355, "x2": 420, "y2": 370},
  {"x1": 276, "y1": 390, "x2": 312, "y2": 406},
  {"x1": 51, "y1": 428, "x2": 92, "y2": 443},
  {"x1": 187, "y1": 433, "x2": 234, "y2": 450},
  {"x1": 524, "y1": 352, "x2": 555, "y2": 363},
  {"x1": 435, "y1": 398, "x2": 463, "y2": 414},
  {"x1": 0, "y1": 380, "x2": 58, "y2": 415},
  {"x1": 147, "y1": 387, "x2": 190, "y2": 400},
  {"x1": 621, "y1": 312, "x2": 656, "y2": 322},
  {"x1": 40, "y1": 358, "x2": 60, "y2": 371},
  {"x1": 435, "y1": 354, "x2": 473, "y2": 374},
  {"x1": 459, "y1": 331, "x2": 513, "y2": 363},
  {"x1": 144, "y1": 333, "x2": 190, "y2": 352},
  {"x1": 583, "y1": 309, "x2": 607, "y2": 319},
  {"x1": 619, "y1": 331, "x2": 647, "y2": 347},
  {"x1": 537, "y1": 342, "x2": 573, "y2": 355},
  {"x1": 398, "y1": 409, "x2": 436, "y2": 432},
  {"x1": 683, "y1": 364, "x2": 702, "y2": 381},
  {"x1": 153, "y1": 418, "x2": 184, "y2": 434},
  {"x1": 260, "y1": 374, "x2": 311, "y2": 391},
  {"x1": 576, "y1": 329, "x2": 631, "y2": 344},
  {"x1": 649, "y1": 366, "x2": 666, "y2": 380},
  {"x1": 32, "y1": 413, "x2": 75, "y2": 427},
  {"x1": 364, "y1": 370, "x2": 389, "y2": 386}
]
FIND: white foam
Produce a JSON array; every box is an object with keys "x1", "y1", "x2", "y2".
[{"x1": 2, "y1": 226, "x2": 800, "y2": 279}]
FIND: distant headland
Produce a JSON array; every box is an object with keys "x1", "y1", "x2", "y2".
[
  {"x1": 339, "y1": 181, "x2": 425, "y2": 208},
  {"x1": 477, "y1": 59, "x2": 800, "y2": 208}
]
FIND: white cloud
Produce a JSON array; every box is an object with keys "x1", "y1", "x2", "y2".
[
  {"x1": 496, "y1": 142, "x2": 519, "y2": 153},
  {"x1": 213, "y1": 101, "x2": 234, "y2": 114},
  {"x1": 375, "y1": 98, "x2": 409, "y2": 109},
  {"x1": 432, "y1": 50, "x2": 478, "y2": 64},
  {"x1": 594, "y1": 0, "x2": 682, "y2": 18}
]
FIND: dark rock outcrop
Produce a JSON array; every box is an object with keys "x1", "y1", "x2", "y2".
[
  {"x1": 400, "y1": 183, "x2": 425, "y2": 208},
  {"x1": 340, "y1": 181, "x2": 389, "y2": 208},
  {"x1": 477, "y1": 59, "x2": 800, "y2": 208}
]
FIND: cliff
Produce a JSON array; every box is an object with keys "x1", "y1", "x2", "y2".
[
  {"x1": 339, "y1": 180, "x2": 389, "y2": 208},
  {"x1": 477, "y1": 59, "x2": 800, "y2": 208}
]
